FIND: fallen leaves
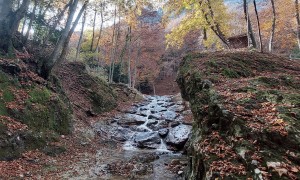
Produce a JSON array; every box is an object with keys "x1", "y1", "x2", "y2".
[{"x1": 0, "y1": 115, "x2": 27, "y2": 132}]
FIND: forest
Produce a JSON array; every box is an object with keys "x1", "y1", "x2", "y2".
[{"x1": 0, "y1": 0, "x2": 300, "y2": 179}]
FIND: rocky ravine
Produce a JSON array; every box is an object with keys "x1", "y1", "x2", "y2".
[{"x1": 59, "y1": 95, "x2": 193, "y2": 179}]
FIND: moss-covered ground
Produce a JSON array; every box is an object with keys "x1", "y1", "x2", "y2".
[{"x1": 177, "y1": 51, "x2": 300, "y2": 179}]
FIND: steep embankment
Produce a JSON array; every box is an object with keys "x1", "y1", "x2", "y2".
[
  {"x1": 0, "y1": 58, "x2": 72, "y2": 160},
  {"x1": 177, "y1": 51, "x2": 300, "y2": 179}
]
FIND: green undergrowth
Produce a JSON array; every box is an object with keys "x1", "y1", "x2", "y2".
[{"x1": 0, "y1": 70, "x2": 72, "y2": 160}]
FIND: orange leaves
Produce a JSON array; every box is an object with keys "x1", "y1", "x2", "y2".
[
  {"x1": 209, "y1": 160, "x2": 247, "y2": 177},
  {"x1": 0, "y1": 116, "x2": 27, "y2": 132}
]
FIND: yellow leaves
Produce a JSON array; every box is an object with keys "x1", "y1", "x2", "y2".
[
  {"x1": 165, "y1": 0, "x2": 229, "y2": 49},
  {"x1": 272, "y1": 118, "x2": 284, "y2": 126}
]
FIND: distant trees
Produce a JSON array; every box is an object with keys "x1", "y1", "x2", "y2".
[{"x1": 164, "y1": 0, "x2": 230, "y2": 49}]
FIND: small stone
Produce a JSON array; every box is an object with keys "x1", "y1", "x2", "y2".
[
  {"x1": 251, "y1": 160, "x2": 258, "y2": 166},
  {"x1": 178, "y1": 170, "x2": 184, "y2": 175}
]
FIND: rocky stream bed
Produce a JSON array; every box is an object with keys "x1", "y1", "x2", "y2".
[{"x1": 61, "y1": 95, "x2": 192, "y2": 179}]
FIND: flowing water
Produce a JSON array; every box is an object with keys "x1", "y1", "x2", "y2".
[{"x1": 81, "y1": 95, "x2": 192, "y2": 179}]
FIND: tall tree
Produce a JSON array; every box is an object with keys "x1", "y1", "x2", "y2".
[
  {"x1": 76, "y1": 10, "x2": 87, "y2": 61},
  {"x1": 253, "y1": 0, "x2": 263, "y2": 52},
  {"x1": 269, "y1": 0, "x2": 276, "y2": 52},
  {"x1": 243, "y1": 0, "x2": 257, "y2": 48},
  {"x1": 295, "y1": 0, "x2": 300, "y2": 50},
  {"x1": 90, "y1": 8, "x2": 97, "y2": 51},
  {"x1": 40, "y1": 0, "x2": 86, "y2": 78},
  {"x1": 0, "y1": 0, "x2": 30, "y2": 56}
]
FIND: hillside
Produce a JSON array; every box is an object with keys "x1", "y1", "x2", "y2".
[{"x1": 177, "y1": 51, "x2": 300, "y2": 179}]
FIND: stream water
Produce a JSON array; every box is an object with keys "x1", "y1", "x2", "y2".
[{"x1": 92, "y1": 95, "x2": 192, "y2": 179}]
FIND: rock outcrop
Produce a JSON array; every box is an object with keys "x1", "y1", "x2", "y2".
[{"x1": 177, "y1": 51, "x2": 300, "y2": 179}]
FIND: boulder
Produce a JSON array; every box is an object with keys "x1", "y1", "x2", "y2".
[
  {"x1": 166, "y1": 124, "x2": 192, "y2": 149},
  {"x1": 134, "y1": 132, "x2": 161, "y2": 149},
  {"x1": 117, "y1": 114, "x2": 146, "y2": 126}
]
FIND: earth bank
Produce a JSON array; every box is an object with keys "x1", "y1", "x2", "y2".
[{"x1": 177, "y1": 51, "x2": 300, "y2": 179}]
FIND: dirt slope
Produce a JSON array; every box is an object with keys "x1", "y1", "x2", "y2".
[{"x1": 177, "y1": 51, "x2": 300, "y2": 179}]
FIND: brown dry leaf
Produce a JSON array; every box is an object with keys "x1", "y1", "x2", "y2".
[
  {"x1": 274, "y1": 168, "x2": 288, "y2": 177},
  {"x1": 290, "y1": 167, "x2": 299, "y2": 173}
]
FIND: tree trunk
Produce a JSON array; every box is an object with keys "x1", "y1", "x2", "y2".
[
  {"x1": 269, "y1": 0, "x2": 276, "y2": 52},
  {"x1": 46, "y1": 1, "x2": 71, "y2": 42},
  {"x1": 253, "y1": 0, "x2": 263, "y2": 52},
  {"x1": 95, "y1": 2, "x2": 104, "y2": 52},
  {"x1": 0, "y1": 0, "x2": 30, "y2": 56},
  {"x1": 76, "y1": 10, "x2": 87, "y2": 61},
  {"x1": 295, "y1": 0, "x2": 300, "y2": 50},
  {"x1": 57, "y1": 1, "x2": 88, "y2": 64},
  {"x1": 132, "y1": 40, "x2": 141, "y2": 88},
  {"x1": 40, "y1": 0, "x2": 80, "y2": 78},
  {"x1": 118, "y1": 29, "x2": 130, "y2": 83},
  {"x1": 24, "y1": 0, "x2": 38, "y2": 44},
  {"x1": 90, "y1": 9, "x2": 97, "y2": 51},
  {"x1": 127, "y1": 26, "x2": 132, "y2": 87},
  {"x1": 108, "y1": 6, "x2": 117, "y2": 83},
  {"x1": 243, "y1": 0, "x2": 257, "y2": 48},
  {"x1": 200, "y1": 0, "x2": 229, "y2": 48},
  {"x1": 21, "y1": 17, "x2": 27, "y2": 35},
  {"x1": 110, "y1": 13, "x2": 121, "y2": 83}
]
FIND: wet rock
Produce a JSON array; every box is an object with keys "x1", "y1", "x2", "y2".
[
  {"x1": 158, "y1": 128, "x2": 169, "y2": 137},
  {"x1": 137, "y1": 111, "x2": 148, "y2": 117},
  {"x1": 124, "y1": 107, "x2": 138, "y2": 114},
  {"x1": 147, "y1": 119, "x2": 158, "y2": 126},
  {"x1": 150, "y1": 106, "x2": 167, "y2": 113},
  {"x1": 170, "y1": 121, "x2": 180, "y2": 128},
  {"x1": 148, "y1": 114, "x2": 161, "y2": 120},
  {"x1": 166, "y1": 124, "x2": 192, "y2": 149},
  {"x1": 140, "y1": 107, "x2": 148, "y2": 111},
  {"x1": 134, "y1": 132, "x2": 161, "y2": 149},
  {"x1": 168, "y1": 105, "x2": 185, "y2": 113},
  {"x1": 161, "y1": 111, "x2": 179, "y2": 122},
  {"x1": 111, "y1": 128, "x2": 133, "y2": 142},
  {"x1": 118, "y1": 114, "x2": 146, "y2": 126}
]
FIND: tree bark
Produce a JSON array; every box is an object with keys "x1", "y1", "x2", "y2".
[
  {"x1": 118, "y1": 28, "x2": 130, "y2": 83},
  {"x1": 24, "y1": 0, "x2": 38, "y2": 44},
  {"x1": 127, "y1": 26, "x2": 132, "y2": 87},
  {"x1": 132, "y1": 40, "x2": 141, "y2": 88},
  {"x1": 253, "y1": 0, "x2": 263, "y2": 52},
  {"x1": 57, "y1": 1, "x2": 88, "y2": 64},
  {"x1": 295, "y1": 0, "x2": 300, "y2": 50},
  {"x1": 76, "y1": 10, "x2": 87, "y2": 61},
  {"x1": 108, "y1": 6, "x2": 117, "y2": 83},
  {"x1": 0, "y1": 0, "x2": 30, "y2": 56},
  {"x1": 200, "y1": 0, "x2": 229, "y2": 48},
  {"x1": 269, "y1": 0, "x2": 276, "y2": 52},
  {"x1": 95, "y1": 2, "x2": 104, "y2": 52},
  {"x1": 243, "y1": 0, "x2": 257, "y2": 48},
  {"x1": 90, "y1": 9, "x2": 97, "y2": 51},
  {"x1": 40, "y1": 0, "x2": 80, "y2": 78},
  {"x1": 46, "y1": 1, "x2": 71, "y2": 42}
]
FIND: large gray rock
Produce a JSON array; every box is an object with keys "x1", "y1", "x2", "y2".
[
  {"x1": 166, "y1": 124, "x2": 192, "y2": 149},
  {"x1": 134, "y1": 132, "x2": 161, "y2": 149},
  {"x1": 118, "y1": 114, "x2": 146, "y2": 126},
  {"x1": 161, "y1": 111, "x2": 179, "y2": 122}
]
